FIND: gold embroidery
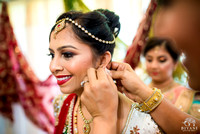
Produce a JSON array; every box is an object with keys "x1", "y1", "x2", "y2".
[{"x1": 53, "y1": 94, "x2": 69, "y2": 126}]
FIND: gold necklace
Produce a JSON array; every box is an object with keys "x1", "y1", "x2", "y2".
[
  {"x1": 74, "y1": 104, "x2": 78, "y2": 134},
  {"x1": 150, "y1": 81, "x2": 177, "y2": 93},
  {"x1": 79, "y1": 101, "x2": 93, "y2": 134}
]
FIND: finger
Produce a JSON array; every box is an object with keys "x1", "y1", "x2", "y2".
[
  {"x1": 97, "y1": 68, "x2": 117, "y2": 91},
  {"x1": 109, "y1": 61, "x2": 121, "y2": 70},
  {"x1": 87, "y1": 68, "x2": 97, "y2": 83},
  {"x1": 82, "y1": 76, "x2": 91, "y2": 98},
  {"x1": 110, "y1": 62, "x2": 132, "y2": 71},
  {"x1": 81, "y1": 76, "x2": 89, "y2": 87},
  {"x1": 96, "y1": 67, "x2": 107, "y2": 80},
  {"x1": 106, "y1": 62, "x2": 112, "y2": 70},
  {"x1": 83, "y1": 76, "x2": 89, "y2": 82},
  {"x1": 106, "y1": 72, "x2": 117, "y2": 90},
  {"x1": 110, "y1": 70, "x2": 124, "y2": 80},
  {"x1": 83, "y1": 80, "x2": 90, "y2": 92}
]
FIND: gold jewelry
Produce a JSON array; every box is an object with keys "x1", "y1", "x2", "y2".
[
  {"x1": 149, "y1": 81, "x2": 176, "y2": 93},
  {"x1": 54, "y1": 19, "x2": 66, "y2": 39},
  {"x1": 79, "y1": 101, "x2": 93, "y2": 134},
  {"x1": 153, "y1": 46, "x2": 160, "y2": 53},
  {"x1": 63, "y1": 97, "x2": 76, "y2": 134},
  {"x1": 54, "y1": 17, "x2": 115, "y2": 44},
  {"x1": 74, "y1": 105, "x2": 78, "y2": 134},
  {"x1": 136, "y1": 88, "x2": 163, "y2": 113}
]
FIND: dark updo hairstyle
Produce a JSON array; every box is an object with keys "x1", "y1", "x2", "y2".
[
  {"x1": 50, "y1": 9, "x2": 120, "y2": 57},
  {"x1": 157, "y1": 0, "x2": 173, "y2": 7},
  {"x1": 143, "y1": 37, "x2": 180, "y2": 62}
]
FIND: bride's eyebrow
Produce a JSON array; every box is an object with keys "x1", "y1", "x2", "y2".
[
  {"x1": 48, "y1": 45, "x2": 78, "y2": 52},
  {"x1": 57, "y1": 45, "x2": 78, "y2": 51}
]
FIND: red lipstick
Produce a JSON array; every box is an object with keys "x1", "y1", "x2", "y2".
[{"x1": 56, "y1": 75, "x2": 72, "y2": 85}]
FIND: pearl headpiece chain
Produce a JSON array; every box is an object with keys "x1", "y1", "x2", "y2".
[{"x1": 55, "y1": 17, "x2": 115, "y2": 44}]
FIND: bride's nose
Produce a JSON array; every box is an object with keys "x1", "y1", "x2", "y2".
[{"x1": 49, "y1": 56, "x2": 64, "y2": 74}]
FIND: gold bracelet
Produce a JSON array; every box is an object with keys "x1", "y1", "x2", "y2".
[{"x1": 136, "y1": 88, "x2": 163, "y2": 113}]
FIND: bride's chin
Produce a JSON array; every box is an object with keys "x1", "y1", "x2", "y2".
[
  {"x1": 60, "y1": 87, "x2": 83, "y2": 95},
  {"x1": 59, "y1": 87, "x2": 73, "y2": 94}
]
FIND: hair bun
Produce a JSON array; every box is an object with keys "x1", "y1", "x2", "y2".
[{"x1": 95, "y1": 9, "x2": 120, "y2": 38}]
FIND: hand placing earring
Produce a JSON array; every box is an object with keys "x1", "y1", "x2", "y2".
[{"x1": 80, "y1": 67, "x2": 118, "y2": 126}]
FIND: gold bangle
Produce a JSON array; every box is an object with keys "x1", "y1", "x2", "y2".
[{"x1": 136, "y1": 88, "x2": 163, "y2": 113}]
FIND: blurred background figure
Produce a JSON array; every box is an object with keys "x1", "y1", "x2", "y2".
[{"x1": 142, "y1": 37, "x2": 200, "y2": 118}]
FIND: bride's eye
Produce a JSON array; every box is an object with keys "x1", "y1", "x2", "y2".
[
  {"x1": 62, "y1": 52, "x2": 74, "y2": 59},
  {"x1": 47, "y1": 53, "x2": 54, "y2": 59}
]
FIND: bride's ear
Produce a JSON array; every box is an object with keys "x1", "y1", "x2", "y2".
[{"x1": 99, "y1": 51, "x2": 111, "y2": 68}]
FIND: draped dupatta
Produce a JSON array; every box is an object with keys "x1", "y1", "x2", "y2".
[{"x1": 0, "y1": 2, "x2": 59, "y2": 133}]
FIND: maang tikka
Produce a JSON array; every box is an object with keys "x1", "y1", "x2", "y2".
[
  {"x1": 53, "y1": 17, "x2": 115, "y2": 44},
  {"x1": 54, "y1": 19, "x2": 66, "y2": 39}
]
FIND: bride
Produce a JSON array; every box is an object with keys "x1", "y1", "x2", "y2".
[{"x1": 49, "y1": 9, "x2": 162, "y2": 134}]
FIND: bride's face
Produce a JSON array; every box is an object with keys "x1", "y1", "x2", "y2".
[{"x1": 49, "y1": 25, "x2": 99, "y2": 94}]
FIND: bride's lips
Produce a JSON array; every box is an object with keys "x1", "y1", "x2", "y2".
[{"x1": 56, "y1": 75, "x2": 72, "y2": 85}]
